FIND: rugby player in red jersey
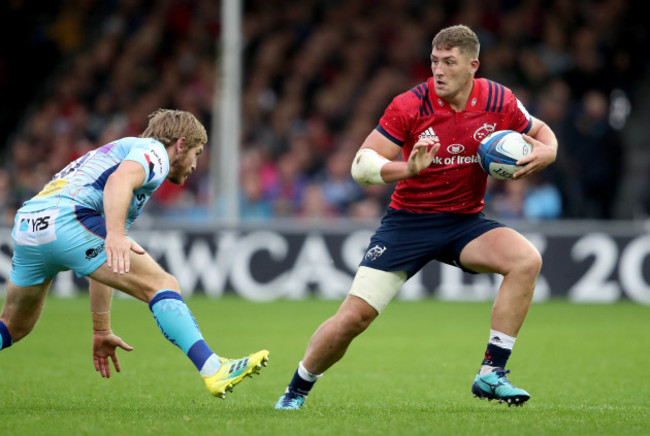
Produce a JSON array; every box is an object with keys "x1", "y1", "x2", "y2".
[{"x1": 276, "y1": 24, "x2": 558, "y2": 409}]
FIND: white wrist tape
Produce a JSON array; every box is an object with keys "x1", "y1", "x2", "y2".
[{"x1": 351, "y1": 148, "x2": 390, "y2": 186}]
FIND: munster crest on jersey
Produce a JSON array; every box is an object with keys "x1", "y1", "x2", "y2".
[{"x1": 473, "y1": 123, "x2": 497, "y2": 142}]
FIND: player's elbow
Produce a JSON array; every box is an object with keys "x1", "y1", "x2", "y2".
[
  {"x1": 351, "y1": 166, "x2": 374, "y2": 187},
  {"x1": 351, "y1": 148, "x2": 389, "y2": 187}
]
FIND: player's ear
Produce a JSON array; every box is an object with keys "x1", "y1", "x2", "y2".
[
  {"x1": 470, "y1": 58, "x2": 480, "y2": 74},
  {"x1": 175, "y1": 137, "x2": 187, "y2": 152}
]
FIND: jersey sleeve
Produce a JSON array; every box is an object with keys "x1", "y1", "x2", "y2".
[
  {"x1": 505, "y1": 92, "x2": 533, "y2": 134},
  {"x1": 376, "y1": 92, "x2": 414, "y2": 146},
  {"x1": 123, "y1": 139, "x2": 170, "y2": 190}
]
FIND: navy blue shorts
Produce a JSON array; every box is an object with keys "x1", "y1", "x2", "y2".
[{"x1": 359, "y1": 208, "x2": 504, "y2": 277}]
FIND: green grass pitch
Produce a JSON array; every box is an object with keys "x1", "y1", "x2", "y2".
[{"x1": 0, "y1": 296, "x2": 648, "y2": 435}]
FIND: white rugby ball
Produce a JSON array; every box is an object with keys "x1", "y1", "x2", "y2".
[{"x1": 477, "y1": 130, "x2": 531, "y2": 180}]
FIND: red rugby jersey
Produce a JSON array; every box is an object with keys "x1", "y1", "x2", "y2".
[{"x1": 377, "y1": 77, "x2": 532, "y2": 214}]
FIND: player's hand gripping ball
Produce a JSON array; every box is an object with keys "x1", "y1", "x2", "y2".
[{"x1": 477, "y1": 130, "x2": 531, "y2": 180}]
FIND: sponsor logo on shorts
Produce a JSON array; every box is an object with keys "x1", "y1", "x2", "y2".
[
  {"x1": 365, "y1": 244, "x2": 387, "y2": 261},
  {"x1": 20, "y1": 216, "x2": 51, "y2": 232},
  {"x1": 14, "y1": 210, "x2": 59, "y2": 246},
  {"x1": 85, "y1": 243, "x2": 105, "y2": 260}
]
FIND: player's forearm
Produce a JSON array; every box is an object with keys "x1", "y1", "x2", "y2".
[
  {"x1": 380, "y1": 161, "x2": 419, "y2": 183},
  {"x1": 379, "y1": 143, "x2": 437, "y2": 183},
  {"x1": 533, "y1": 123, "x2": 558, "y2": 152},
  {"x1": 351, "y1": 148, "x2": 416, "y2": 186},
  {"x1": 351, "y1": 155, "x2": 424, "y2": 186}
]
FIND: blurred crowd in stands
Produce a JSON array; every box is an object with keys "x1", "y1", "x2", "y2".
[{"x1": 1, "y1": 0, "x2": 648, "y2": 225}]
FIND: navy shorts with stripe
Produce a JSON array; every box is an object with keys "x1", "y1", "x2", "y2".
[{"x1": 359, "y1": 208, "x2": 504, "y2": 277}]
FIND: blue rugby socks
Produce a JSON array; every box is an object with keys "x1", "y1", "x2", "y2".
[
  {"x1": 479, "y1": 329, "x2": 516, "y2": 375},
  {"x1": 285, "y1": 361, "x2": 321, "y2": 397},
  {"x1": 0, "y1": 320, "x2": 12, "y2": 350},
  {"x1": 149, "y1": 290, "x2": 221, "y2": 376}
]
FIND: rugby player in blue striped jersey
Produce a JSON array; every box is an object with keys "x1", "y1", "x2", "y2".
[{"x1": 0, "y1": 109, "x2": 268, "y2": 398}]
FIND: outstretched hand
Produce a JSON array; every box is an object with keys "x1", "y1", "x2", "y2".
[
  {"x1": 407, "y1": 137, "x2": 440, "y2": 176},
  {"x1": 92, "y1": 330, "x2": 134, "y2": 378}
]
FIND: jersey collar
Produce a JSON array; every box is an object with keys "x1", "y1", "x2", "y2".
[{"x1": 427, "y1": 77, "x2": 480, "y2": 112}]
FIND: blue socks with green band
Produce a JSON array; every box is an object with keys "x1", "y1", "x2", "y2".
[
  {"x1": 0, "y1": 320, "x2": 12, "y2": 350},
  {"x1": 149, "y1": 290, "x2": 215, "y2": 371}
]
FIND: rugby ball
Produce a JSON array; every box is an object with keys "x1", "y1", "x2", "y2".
[{"x1": 477, "y1": 130, "x2": 531, "y2": 180}]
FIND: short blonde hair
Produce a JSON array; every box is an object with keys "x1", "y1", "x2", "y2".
[
  {"x1": 432, "y1": 24, "x2": 480, "y2": 59},
  {"x1": 140, "y1": 109, "x2": 208, "y2": 149}
]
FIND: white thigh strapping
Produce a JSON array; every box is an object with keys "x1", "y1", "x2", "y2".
[{"x1": 348, "y1": 266, "x2": 407, "y2": 313}]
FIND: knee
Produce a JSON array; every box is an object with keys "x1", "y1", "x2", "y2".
[
  {"x1": 514, "y1": 247, "x2": 543, "y2": 280},
  {"x1": 162, "y1": 273, "x2": 180, "y2": 293},
  {"x1": 142, "y1": 273, "x2": 181, "y2": 302},
  {"x1": 335, "y1": 309, "x2": 374, "y2": 339}
]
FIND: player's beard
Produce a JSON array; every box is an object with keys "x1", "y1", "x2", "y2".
[
  {"x1": 167, "y1": 162, "x2": 190, "y2": 185},
  {"x1": 435, "y1": 83, "x2": 455, "y2": 100},
  {"x1": 436, "y1": 74, "x2": 471, "y2": 103}
]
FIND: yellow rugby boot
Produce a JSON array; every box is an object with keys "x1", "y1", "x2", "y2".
[{"x1": 202, "y1": 350, "x2": 269, "y2": 398}]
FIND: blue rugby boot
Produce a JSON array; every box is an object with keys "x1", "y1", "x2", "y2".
[
  {"x1": 472, "y1": 368, "x2": 530, "y2": 406},
  {"x1": 275, "y1": 391, "x2": 306, "y2": 410}
]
